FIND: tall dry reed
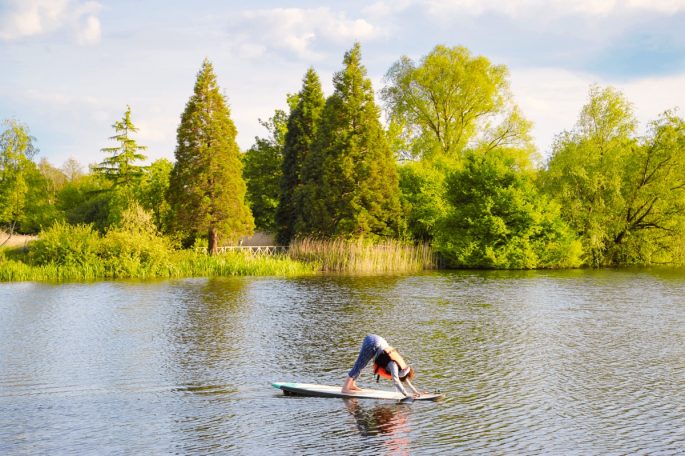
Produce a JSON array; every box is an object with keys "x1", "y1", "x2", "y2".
[{"x1": 288, "y1": 237, "x2": 436, "y2": 273}]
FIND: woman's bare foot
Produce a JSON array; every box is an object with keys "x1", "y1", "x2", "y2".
[{"x1": 342, "y1": 376, "x2": 362, "y2": 393}]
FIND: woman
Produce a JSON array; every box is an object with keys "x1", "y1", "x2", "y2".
[{"x1": 342, "y1": 334, "x2": 421, "y2": 398}]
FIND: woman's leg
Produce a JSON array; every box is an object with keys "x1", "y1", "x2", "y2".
[{"x1": 343, "y1": 335, "x2": 378, "y2": 392}]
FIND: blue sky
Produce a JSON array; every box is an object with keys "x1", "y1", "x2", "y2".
[{"x1": 2, "y1": 0, "x2": 685, "y2": 168}]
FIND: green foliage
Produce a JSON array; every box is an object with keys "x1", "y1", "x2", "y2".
[
  {"x1": 2, "y1": 217, "x2": 316, "y2": 281},
  {"x1": 381, "y1": 45, "x2": 532, "y2": 160},
  {"x1": 168, "y1": 59, "x2": 254, "y2": 253},
  {"x1": 0, "y1": 119, "x2": 39, "y2": 236},
  {"x1": 28, "y1": 210, "x2": 171, "y2": 278},
  {"x1": 435, "y1": 150, "x2": 582, "y2": 269},
  {"x1": 94, "y1": 106, "x2": 147, "y2": 188},
  {"x1": 134, "y1": 158, "x2": 173, "y2": 233},
  {"x1": 542, "y1": 86, "x2": 685, "y2": 266},
  {"x1": 29, "y1": 221, "x2": 101, "y2": 267},
  {"x1": 298, "y1": 43, "x2": 401, "y2": 238},
  {"x1": 277, "y1": 68, "x2": 325, "y2": 244},
  {"x1": 243, "y1": 108, "x2": 289, "y2": 232},
  {"x1": 398, "y1": 157, "x2": 454, "y2": 242},
  {"x1": 57, "y1": 173, "x2": 112, "y2": 231}
]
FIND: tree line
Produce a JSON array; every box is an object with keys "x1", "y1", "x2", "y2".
[{"x1": 2, "y1": 43, "x2": 684, "y2": 268}]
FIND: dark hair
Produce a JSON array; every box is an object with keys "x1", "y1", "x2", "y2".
[{"x1": 400, "y1": 367, "x2": 415, "y2": 382}]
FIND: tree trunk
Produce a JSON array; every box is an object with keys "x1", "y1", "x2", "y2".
[{"x1": 208, "y1": 226, "x2": 219, "y2": 256}]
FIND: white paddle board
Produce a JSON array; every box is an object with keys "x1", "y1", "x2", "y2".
[{"x1": 272, "y1": 382, "x2": 444, "y2": 401}]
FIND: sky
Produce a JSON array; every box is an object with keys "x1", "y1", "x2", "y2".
[{"x1": 1, "y1": 0, "x2": 685, "y2": 168}]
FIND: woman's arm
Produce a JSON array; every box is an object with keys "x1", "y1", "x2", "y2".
[{"x1": 388, "y1": 362, "x2": 414, "y2": 396}]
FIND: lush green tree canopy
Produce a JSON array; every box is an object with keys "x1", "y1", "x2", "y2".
[
  {"x1": 0, "y1": 119, "x2": 41, "y2": 238},
  {"x1": 436, "y1": 150, "x2": 582, "y2": 268},
  {"x1": 167, "y1": 59, "x2": 254, "y2": 253},
  {"x1": 134, "y1": 158, "x2": 173, "y2": 233},
  {"x1": 243, "y1": 107, "x2": 290, "y2": 233},
  {"x1": 542, "y1": 86, "x2": 685, "y2": 265},
  {"x1": 381, "y1": 45, "x2": 532, "y2": 160}
]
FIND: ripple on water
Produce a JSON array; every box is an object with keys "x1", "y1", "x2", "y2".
[{"x1": 1, "y1": 271, "x2": 685, "y2": 454}]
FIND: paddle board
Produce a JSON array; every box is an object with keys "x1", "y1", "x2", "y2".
[{"x1": 272, "y1": 382, "x2": 444, "y2": 401}]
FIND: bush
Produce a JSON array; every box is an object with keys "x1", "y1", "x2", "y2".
[{"x1": 29, "y1": 221, "x2": 100, "y2": 266}]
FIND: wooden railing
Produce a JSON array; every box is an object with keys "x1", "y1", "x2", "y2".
[{"x1": 195, "y1": 245, "x2": 288, "y2": 255}]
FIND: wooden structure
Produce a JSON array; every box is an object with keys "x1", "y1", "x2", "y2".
[{"x1": 195, "y1": 245, "x2": 288, "y2": 255}]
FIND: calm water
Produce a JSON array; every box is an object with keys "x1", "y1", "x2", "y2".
[{"x1": 1, "y1": 270, "x2": 684, "y2": 455}]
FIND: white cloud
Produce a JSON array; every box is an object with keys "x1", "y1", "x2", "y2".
[
  {"x1": 0, "y1": 0, "x2": 102, "y2": 45},
  {"x1": 236, "y1": 8, "x2": 381, "y2": 59},
  {"x1": 75, "y1": 13, "x2": 101, "y2": 46},
  {"x1": 509, "y1": 67, "x2": 685, "y2": 157}
]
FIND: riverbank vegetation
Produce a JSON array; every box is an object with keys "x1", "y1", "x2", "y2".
[
  {"x1": 2, "y1": 43, "x2": 684, "y2": 281},
  {"x1": 289, "y1": 238, "x2": 435, "y2": 273}
]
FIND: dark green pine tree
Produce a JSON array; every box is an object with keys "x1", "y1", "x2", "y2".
[
  {"x1": 167, "y1": 59, "x2": 254, "y2": 254},
  {"x1": 300, "y1": 43, "x2": 401, "y2": 238},
  {"x1": 276, "y1": 68, "x2": 325, "y2": 244},
  {"x1": 96, "y1": 106, "x2": 147, "y2": 188}
]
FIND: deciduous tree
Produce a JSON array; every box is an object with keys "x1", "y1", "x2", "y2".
[
  {"x1": 0, "y1": 119, "x2": 39, "y2": 241},
  {"x1": 381, "y1": 45, "x2": 532, "y2": 160},
  {"x1": 436, "y1": 150, "x2": 582, "y2": 268}
]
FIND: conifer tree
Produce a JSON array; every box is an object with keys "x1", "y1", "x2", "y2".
[
  {"x1": 167, "y1": 59, "x2": 254, "y2": 253},
  {"x1": 276, "y1": 68, "x2": 324, "y2": 244},
  {"x1": 299, "y1": 43, "x2": 400, "y2": 238},
  {"x1": 96, "y1": 106, "x2": 147, "y2": 188}
]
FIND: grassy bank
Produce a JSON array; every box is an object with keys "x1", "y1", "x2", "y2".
[
  {"x1": 0, "y1": 224, "x2": 437, "y2": 282},
  {"x1": 288, "y1": 237, "x2": 436, "y2": 273},
  {"x1": 0, "y1": 248, "x2": 318, "y2": 282}
]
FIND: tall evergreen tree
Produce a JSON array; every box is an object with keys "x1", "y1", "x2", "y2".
[
  {"x1": 167, "y1": 59, "x2": 254, "y2": 253},
  {"x1": 276, "y1": 68, "x2": 324, "y2": 244},
  {"x1": 95, "y1": 106, "x2": 147, "y2": 188},
  {"x1": 299, "y1": 43, "x2": 401, "y2": 238}
]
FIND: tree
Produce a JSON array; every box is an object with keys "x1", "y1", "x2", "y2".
[
  {"x1": 435, "y1": 150, "x2": 582, "y2": 269},
  {"x1": 243, "y1": 107, "x2": 289, "y2": 233},
  {"x1": 381, "y1": 45, "x2": 532, "y2": 160},
  {"x1": 542, "y1": 86, "x2": 635, "y2": 265},
  {"x1": 615, "y1": 112, "x2": 685, "y2": 264},
  {"x1": 167, "y1": 59, "x2": 254, "y2": 253},
  {"x1": 397, "y1": 157, "x2": 452, "y2": 242},
  {"x1": 57, "y1": 173, "x2": 112, "y2": 231},
  {"x1": 134, "y1": 158, "x2": 173, "y2": 233},
  {"x1": 297, "y1": 44, "x2": 401, "y2": 238},
  {"x1": 95, "y1": 106, "x2": 147, "y2": 188},
  {"x1": 0, "y1": 119, "x2": 39, "y2": 241},
  {"x1": 542, "y1": 85, "x2": 685, "y2": 265},
  {"x1": 276, "y1": 68, "x2": 325, "y2": 244},
  {"x1": 62, "y1": 157, "x2": 84, "y2": 182}
]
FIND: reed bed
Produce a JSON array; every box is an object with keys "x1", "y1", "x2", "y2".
[{"x1": 288, "y1": 237, "x2": 437, "y2": 273}]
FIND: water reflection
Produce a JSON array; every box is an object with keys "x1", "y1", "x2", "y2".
[
  {"x1": 1, "y1": 269, "x2": 685, "y2": 454},
  {"x1": 345, "y1": 399, "x2": 412, "y2": 455}
]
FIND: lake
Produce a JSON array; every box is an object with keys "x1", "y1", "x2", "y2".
[{"x1": 1, "y1": 269, "x2": 684, "y2": 455}]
